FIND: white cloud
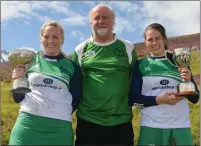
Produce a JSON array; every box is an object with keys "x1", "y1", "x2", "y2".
[
  {"x1": 32, "y1": 13, "x2": 52, "y2": 23},
  {"x1": 30, "y1": 1, "x2": 70, "y2": 14},
  {"x1": 95, "y1": 1, "x2": 200, "y2": 37},
  {"x1": 45, "y1": 1, "x2": 69, "y2": 13},
  {"x1": 140, "y1": 1, "x2": 200, "y2": 36},
  {"x1": 1, "y1": 1, "x2": 30, "y2": 22},
  {"x1": 1, "y1": 1, "x2": 199, "y2": 40},
  {"x1": 1, "y1": 1, "x2": 90, "y2": 27},
  {"x1": 71, "y1": 30, "x2": 89, "y2": 43},
  {"x1": 1, "y1": 1, "x2": 70, "y2": 22},
  {"x1": 109, "y1": 1, "x2": 138, "y2": 13},
  {"x1": 114, "y1": 16, "x2": 136, "y2": 35},
  {"x1": 78, "y1": 1, "x2": 96, "y2": 7},
  {"x1": 59, "y1": 15, "x2": 88, "y2": 26}
]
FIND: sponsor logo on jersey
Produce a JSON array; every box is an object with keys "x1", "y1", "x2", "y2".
[
  {"x1": 59, "y1": 66, "x2": 69, "y2": 74},
  {"x1": 151, "y1": 79, "x2": 174, "y2": 90},
  {"x1": 160, "y1": 79, "x2": 169, "y2": 85},
  {"x1": 152, "y1": 85, "x2": 174, "y2": 90},
  {"x1": 113, "y1": 48, "x2": 127, "y2": 57},
  {"x1": 33, "y1": 78, "x2": 61, "y2": 90},
  {"x1": 145, "y1": 66, "x2": 151, "y2": 71},
  {"x1": 83, "y1": 50, "x2": 96, "y2": 58},
  {"x1": 43, "y1": 78, "x2": 53, "y2": 84},
  {"x1": 34, "y1": 83, "x2": 62, "y2": 90}
]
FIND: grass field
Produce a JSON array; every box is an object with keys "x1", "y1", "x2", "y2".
[
  {"x1": 1, "y1": 51, "x2": 200, "y2": 145},
  {"x1": 190, "y1": 50, "x2": 200, "y2": 75}
]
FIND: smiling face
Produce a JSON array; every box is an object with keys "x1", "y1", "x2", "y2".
[
  {"x1": 40, "y1": 24, "x2": 63, "y2": 56},
  {"x1": 145, "y1": 29, "x2": 166, "y2": 57},
  {"x1": 90, "y1": 5, "x2": 114, "y2": 37}
]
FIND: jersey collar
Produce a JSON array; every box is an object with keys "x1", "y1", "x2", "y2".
[
  {"x1": 42, "y1": 53, "x2": 64, "y2": 61},
  {"x1": 89, "y1": 33, "x2": 117, "y2": 46}
]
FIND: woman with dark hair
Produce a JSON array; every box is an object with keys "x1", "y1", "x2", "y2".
[{"x1": 129, "y1": 23, "x2": 199, "y2": 145}]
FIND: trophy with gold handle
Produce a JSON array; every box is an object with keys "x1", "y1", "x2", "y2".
[
  {"x1": 165, "y1": 47, "x2": 199, "y2": 96},
  {"x1": 1, "y1": 48, "x2": 36, "y2": 94}
]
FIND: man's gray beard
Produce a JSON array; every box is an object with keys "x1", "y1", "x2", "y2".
[{"x1": 94, "y1": 28, "x2": 109, "y2": 37}]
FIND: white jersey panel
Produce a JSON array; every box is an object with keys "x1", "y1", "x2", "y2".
[
  {"x1": 117, "y1": 37, "x2": 134, "y2": 64},
  {"x1": 140, "y1": 76, "x2": 190, "y2": 128},
  {"x1": 19, "y1": 72, "x2": 73, "y2": 122},
  {"x1": 75, "y1": 39, "x2": 90, "y2": 66}
]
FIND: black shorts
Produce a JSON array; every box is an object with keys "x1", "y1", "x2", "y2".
[{"x1": 75, "y1": 117, "x2": 134, "y2": 146}]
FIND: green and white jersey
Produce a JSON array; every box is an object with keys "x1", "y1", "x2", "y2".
[
  {"x1": 131, "y1": 56, "x2": 191, "y2": 128},
  {"x1": 19, "y1": 52, "x2": 78, "y2": 122},
  {"x1": 73, "y1": 35, "x2": 138, "y2": 126}
]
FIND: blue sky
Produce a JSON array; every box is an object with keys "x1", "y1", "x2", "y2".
[{"x1": 1, "y1": 1, "x2": 200, "y2": 56}]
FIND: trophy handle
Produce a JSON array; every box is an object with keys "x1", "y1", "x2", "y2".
[
  {"x1": 0, "y1": 50, "x2": 15, "y2": 69},
  {"x1": 190, "y1": 46, "x2": 199, "y2": 65},
  {"x1": 165, "y1": 50, "x2": 178, "y2": 67}
]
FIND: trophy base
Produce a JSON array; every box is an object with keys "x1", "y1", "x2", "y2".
[
  {"x1": 177, "y1": 82, "x2": 197, "y2": 96},
  {"x1": 11, "y1": 87, "x2": 31, "y2": 94},
  {"x1": 175, "y1": 91, "x2": 199, "y2": 97}
]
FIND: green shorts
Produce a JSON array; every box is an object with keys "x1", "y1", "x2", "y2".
[
  {"x1": 9, "y1": 112, "x2": 74, "y2": 145},
  {"x1": 138, "y1": 126, "x2": 193, "y2": 146}
]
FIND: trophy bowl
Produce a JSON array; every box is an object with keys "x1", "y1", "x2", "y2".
[
  {"x1": 173, "y1": 48, "x2": 191, "y2": 67},
  {"x1": 165, "y1": 48, "x2": 199, "y2": 96},
  {"x1": 8, "y1": 49, "x2": 36, "y2": 94}
]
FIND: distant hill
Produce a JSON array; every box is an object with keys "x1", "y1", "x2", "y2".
[
  {"x1": 0, "y1": 62, "x2": 13, "y2": 81},
  {"x1": 134, "y1": 33, "x2": 200, "y2": 57}
]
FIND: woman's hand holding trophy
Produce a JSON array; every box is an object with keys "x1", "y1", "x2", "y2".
[
  {"x1": 166, "y1": 47, "x2": 199, "y2": 96},
  {"x1": 1, "y1": 48, "x2": 36, "y2": 94},
  {"x1": 12, "y1": 64, "x2": 26, "y2": 80}
]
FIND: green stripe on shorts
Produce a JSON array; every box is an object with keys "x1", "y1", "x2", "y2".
[
  {"x1": 9, "y1": 112, "x2": 74, "y2": 145},
  {"x1": 138, "y1": 126, "x2": 193, "y2": 146}
]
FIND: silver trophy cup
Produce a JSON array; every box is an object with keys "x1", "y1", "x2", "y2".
[
  {"x1": 166, "y1": 47, "x2": 199, "y2": 96},
  {"x1": 8, "y1": 49, "x2": 36, "y2": 94}
]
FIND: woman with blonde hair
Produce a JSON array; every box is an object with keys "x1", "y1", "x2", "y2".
[{"x1": 9, "y1": 20, "x2": 81, "y2": 145}]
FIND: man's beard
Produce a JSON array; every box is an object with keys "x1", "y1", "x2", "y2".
[{"x1": 94, "y1": 28, "x2": 109, "y2": 37}]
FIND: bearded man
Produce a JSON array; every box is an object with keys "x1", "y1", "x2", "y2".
[{"x1": 73, "y1": 4, "x2": 138, "y2": 146}]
